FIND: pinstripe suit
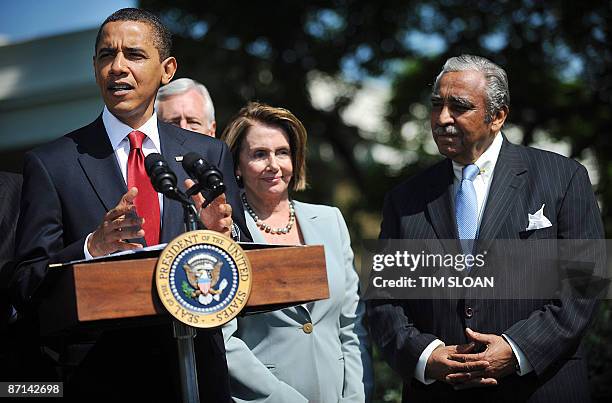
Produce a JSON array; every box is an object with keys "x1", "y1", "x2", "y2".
[{"x1": 367, "y1": 138, "x2": 603, "y2": 402}]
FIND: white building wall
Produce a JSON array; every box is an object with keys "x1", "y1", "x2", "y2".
[{"x1": 0, "y1": 28, "x2": 103, "y2": 152}]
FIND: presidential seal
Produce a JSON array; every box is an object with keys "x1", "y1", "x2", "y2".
[{"x1": 156, "y1": 230, "x2": 252, "y2": 328}]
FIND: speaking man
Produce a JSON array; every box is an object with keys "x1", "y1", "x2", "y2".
[
  {"x1": 156, "y1": 77, "x2": 217, "y2": 136},
  {"x1": 10, "y1": 8, "x2": 249, "y2": 401},
  {"x1": 367, "y1": 55, "x2": 603, "y2": 402}
]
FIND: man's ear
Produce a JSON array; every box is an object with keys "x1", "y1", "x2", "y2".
[
  {"x1": 160, "y1": 56, "x2": 177, "y2": 85},
  {"x1": 210, "y1": 121, "x2": 217, "y2": 137},
  {"x1": 491, "y1": 105, "x2": 509, "y2": 132}
]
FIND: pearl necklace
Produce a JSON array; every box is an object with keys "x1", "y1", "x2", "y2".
[{"x1": 241, "y1": 193, "x2": 295, "y2": 235}]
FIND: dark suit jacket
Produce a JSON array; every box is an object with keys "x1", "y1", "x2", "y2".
[
  {"x1": 10, "y1": 117, "x2": 251, "y2": 401},
  {"x1": 367, "y1": 138, "x2": 604, "y2": 403},
  {"x1": 1, "y1": 172, "x2": 55, "y2": 382},
  {"x1": 0, "y1": 172, "x2": 22, "y2": 329}
]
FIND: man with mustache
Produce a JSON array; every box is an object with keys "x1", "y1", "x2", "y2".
[
  {"x1": 368, "y1": 55, "x2": 603, "y2": 402},
  {"x1": 10, "y1": 7, "x2": 250, "y2": 401}
]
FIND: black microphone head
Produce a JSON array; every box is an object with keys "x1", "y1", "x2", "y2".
[
  {"x1": 181, "y1": 152, "x2": 206, "y2": 178},
  {"x1": 145, "y1": 153, "x2": 166, "y2": 177},
  {"x1": 181, "y1": 152, "x2": 225, "y2": 205},
  {"x1": 144, "y1": 153, "x2": 177, "y2": 194}
]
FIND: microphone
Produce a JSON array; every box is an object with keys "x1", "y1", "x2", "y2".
[
  {"x1": 144, "y1": 153, "x2": 204, "y2": 231},
  {"x1": 181, "y1": 152, "x2": 226, "y2": 207},
  {"x1": 144, "y1": 153, "x2": 180, "y2": 198}
]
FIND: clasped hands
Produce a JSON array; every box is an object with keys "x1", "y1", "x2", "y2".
[
  {"x1": 88, "y1": 180, "x2": 233, "y2": 257},
  {"x1": 425, "y1": 328, "x2": 518, "y2": 390}
]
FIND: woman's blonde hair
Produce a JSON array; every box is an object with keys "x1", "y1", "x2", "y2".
[{"x1": 221, "y1": 102, "x2": 307, "y2": 191}]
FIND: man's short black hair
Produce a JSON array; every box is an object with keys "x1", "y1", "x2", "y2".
[{"x1": 94, "y1": 8, "x2": 172, "y2": 60}]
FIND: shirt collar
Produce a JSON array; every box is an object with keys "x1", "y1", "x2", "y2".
[
  {"x1": 452, "y1": 131, "x2": 503, "y2": 182},
  {"x1": 102, "y1": 106, "x2": 161, "y2": 152}
]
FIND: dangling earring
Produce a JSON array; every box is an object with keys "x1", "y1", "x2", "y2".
[{"x1": 236, "y1": 175, "x2": 243, "y2": 187}]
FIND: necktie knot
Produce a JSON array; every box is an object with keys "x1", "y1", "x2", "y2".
[
  {"x1": 462, "y1": 164, "x2": 480, "y2": 182},
  {"x1": 128, "y1": 130, "x2": 146, "y2": 150}
]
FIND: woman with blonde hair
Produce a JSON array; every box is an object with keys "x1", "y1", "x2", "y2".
[{"x1": 221, "y1": 102, "x2": 372, "y2": 402}]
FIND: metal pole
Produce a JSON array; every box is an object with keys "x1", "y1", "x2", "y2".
[
  {"x1": 172, "y1": 321, "x2": 200, "y2": 403},
  {"x1": 171, "y1": 202, "x2": 203, "y2": 403}
]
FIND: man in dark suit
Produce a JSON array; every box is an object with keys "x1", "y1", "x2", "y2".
[
  {"x1": 10, "y1": 8, "x2": 250, "y2": 401},
  {"x1": 0, "y1": 172, "x2": 22, "y2": 312},
  {"x1": 1, "y1": 173, "x2": 54, "y2": 382},
  {"x1": 1, "y1": 172, "x2": 23, "y2": 366},
  {"x1": 367, "y1": 55, "x2": 603, "y2": 402}
]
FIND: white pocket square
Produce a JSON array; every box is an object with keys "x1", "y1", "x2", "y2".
[{"x1": 525, "y1": 204, "x2": 552, "y2": 231}]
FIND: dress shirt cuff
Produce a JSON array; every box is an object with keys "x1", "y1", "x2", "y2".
[
  {"x1": 231, "y1": 223, "x2": 240, "y2": 241},
  {"x1": 502, "y1": 333, "x2": 533, "y2": 376},
  {"x1": 8, "y1": 305, "x2": 18, "y2": 324},
  {"x1": 415, "y1": 339, "x2": 445, "y2": 384},
  {"x1": 83, "y1": 233, "x2": 94, "y2": 260}
]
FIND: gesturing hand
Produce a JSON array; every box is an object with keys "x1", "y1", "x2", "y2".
[
  {"x1": 445, "y1": 328, "x2": 517, "y2": 389},
  {"x1": 185, "y1": 179, "x2": 233, "y2": 237},
  {"x1": 88, "y1": 187, "x2": 145, "y2": 257},
  {"x1": 425, "y1": 343, "x2": 491, "y2": 384}
]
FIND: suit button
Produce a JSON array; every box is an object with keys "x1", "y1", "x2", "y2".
[
  {"x1": 465, "y1": 307, "x2": 473, "y2": 318},
  {"x1": 302, "y1": 322, "x2": 314, "y2": 334}
]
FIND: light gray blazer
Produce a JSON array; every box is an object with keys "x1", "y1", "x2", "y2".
[{"x1": 223, "y1": 200, "x2": 373, "y2": 403}]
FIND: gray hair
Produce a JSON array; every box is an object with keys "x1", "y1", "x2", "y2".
[
  {"x1": 433, "y1": 55, "x2": 510, "y2": 122},
  {"x1": 155, "y1": 78, "x2": 216, "y2": 127}
]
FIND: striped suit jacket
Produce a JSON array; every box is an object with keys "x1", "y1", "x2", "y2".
[{"x1": 367, "y1": 138, "x2": 604, "y2": 402}]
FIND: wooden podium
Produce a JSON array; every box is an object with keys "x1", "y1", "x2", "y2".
[
  {"x1": 39, "y1": 244, "x2": 329, "y2": 336},
  {"x1": 38, "y1": 243, "x2": 328, "y2": 403}
]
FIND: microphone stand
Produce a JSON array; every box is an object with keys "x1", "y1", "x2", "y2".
[
  {"x1": 184, "y1": 202, "x2": 203, "y2": 231},
  {"x1": 165, "y1": 189, "x2": 202, "y2": 403},
  {"x1": 185, "y1": 181, "x2": 225, "y2": 210},
  {"x1": 156, "y1": 181, "x2": 222, "y2": 403}
]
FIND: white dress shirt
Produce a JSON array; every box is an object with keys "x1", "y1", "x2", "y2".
[
  {"x1": 83, "y1": 107, "x2": 163, "y2": 259},
  {"x1": 414, "y1": 133, "x2": 533, "y2": 384}
]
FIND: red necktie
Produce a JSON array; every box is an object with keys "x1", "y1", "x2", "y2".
[{"x1": 127, "y1": 130, "x2": 160, "y2": 246}]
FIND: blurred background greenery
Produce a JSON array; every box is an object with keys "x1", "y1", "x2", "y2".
[{"x1": 136, "y1": 1, "x2": 611, "y2": 400}]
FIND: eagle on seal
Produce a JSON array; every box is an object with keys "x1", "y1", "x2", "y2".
[{"x1": 183, "y1": 255, "x2": 223, "y2": 297}]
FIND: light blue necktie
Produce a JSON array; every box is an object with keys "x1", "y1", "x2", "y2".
[{"x1": 456, "y1": 164, "x2": 480, "y2": 256}]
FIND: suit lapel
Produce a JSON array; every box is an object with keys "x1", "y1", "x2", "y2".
[
  {"x1": 77, "y1": 117, "x2": 127, "y2": 212},
  {"x1": 294, "y1": 202, "x2": 322, "y2": 246},
  {"x1": 244, "y1": 212, "x2": 266, "y2": 243},
  {"x1": 426, "y1": 160, "x2": 462, "y2": 256},
  {"x1": 158, "y1": 123, "x2": 188, "y2": 243},
  {"x1": 426, "y1": 159, "x2": 457, "y2": 240},
  {"x1": 477, "y1": 139, "x2": 527, "y2": 243},
  {"x1": 293, "y1": 202, "x2": 324, "y2": 317},
  {"x1": 244, "y1": 208, "x2": 312, "y2": 322}
]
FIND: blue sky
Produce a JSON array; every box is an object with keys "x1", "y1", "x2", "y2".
[{"x1": 0, "y1": 0, "x2": 135, "y2": 44}]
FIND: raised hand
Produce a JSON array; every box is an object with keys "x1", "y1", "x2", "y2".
[
  {"x1": 88, "y1": 187, "x2": 145, "y2": 257},
  {"x1": 185, "y1": 178, "x2": 233, "y2": 237}
]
